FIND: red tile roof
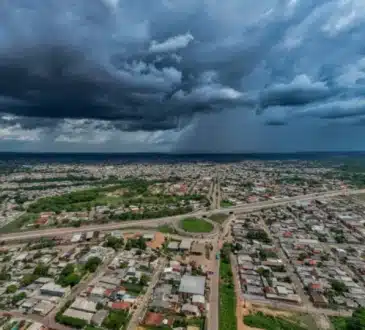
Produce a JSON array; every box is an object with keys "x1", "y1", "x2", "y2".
[
  {"x1": 111, "y1": 302, "x2": 131, "y2": 310},
  {"x1": 144, "y1": 312, "x2": 172, "y2": 326}
]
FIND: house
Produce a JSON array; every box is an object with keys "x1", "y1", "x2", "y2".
[
  {"x1": 63, "y1": 308, "x2": 94, "y2": 323},
  {"x1": 144, "y1": 312, "x2": 173, "y2": 327},
  {"x1": 179, "y1": 239, "x2": 192, "y2": 251},
  {"x1": 33, "y1": 300, "x2": 55, "y2": 316},
  {"x1": 40, "y1": 282, "x2": 70, "y2": 297},
  {"x1": 181, "y1": 303, "x2": 201, "y2": 317},
  {"x1": 90, "y1": 286, "x2": 105, "y2": 302},
  {"x1": 70, "y1": 298, "x2": 97, "y2": 313},
  {"x1": 111, "y1": 302, "x2": 131, "y2": 310},
  {"x1": 167, "y1": 242, "x2": 179, "y2": 251},
  {"x1": 179, "y1": 275, "x2": 206, "y2": 297},
  {"x1": 91, "y1": 310, "x2": 108, "y2": 326},
  {"x1": 311, "y1": 292, "x2": 328, "y2": 308},
  {"x1": 192, "y1": 294, "x2": 205, "y2": 309}
]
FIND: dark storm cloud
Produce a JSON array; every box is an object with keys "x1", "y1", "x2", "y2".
[
  {"x1": 258, "y1": 75, "x2": 331, "y2": 110},
  {"x1": 0, "y1": 0, "x2": 248, "y2": 132},
  {"x1": 1, "y1": 0, "x2": 365, "y2": 152}
]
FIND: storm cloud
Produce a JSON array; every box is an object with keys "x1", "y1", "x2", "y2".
[{"x1": 0, "y1": 0, "x2": 365, "y2": 151}]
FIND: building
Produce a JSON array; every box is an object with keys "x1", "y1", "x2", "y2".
[
  {"x1": 40, "y1": 282, "x2": 70, "y2": 297},
  {"x1": 167, "y1": 242, "x2": 179, "y2": 251},
  {"x1": 86, "y1": 232, "x2": 94, "y2": 241},
  {"x1": 179, "y1": 275, "x2": 206, "y2": 297},
  {"x1": 311, "y1": 292, "x2": 329, "y2": 308},
  {"x1": 179, "y1": 239, "x2": 192, "y2": 251},
  {"x1": 33, "y1": 300, "x2": 55, "y2": 316},
  {"x1": 70, "y1": 298, "x2": 97, "y2": 313},
  {"x1": 71, "y1": 233, "x2": 82, "y2": 243},
  {"x1": 91, "y1": 310, "x2": 108, "y2": 326},
  {"x1": 63, "y1": 308, "x2": 94, "y2": 323},
  {"x1": 181, "y1": 303, "x2": 201, "y2": 317}
]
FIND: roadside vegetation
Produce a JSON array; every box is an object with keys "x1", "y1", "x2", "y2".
[
  {"x1": 220, "y1": 199, "x2": 234, "y2": 208},
  {"x1": 244, "y1": 312, "x2": 307, "y2": 330},
  {"x1": 209, "y1": 213, "x2": 229, "y2": 224},
  {"x1": 180, "y1": 217, "x2": 214, "y2": 233},
  {"x1": 219, "y1": 243, "x2": 237, "y2": 330},
  {"x1": 1, "y1": 179, "x2": 208, "y2": 232},
  {"x1": 331, "y1": 307, "x2": 365, "y2": 330},
  {"x1": 157, "y1": 224, "x2": 178, "y2": 234}
]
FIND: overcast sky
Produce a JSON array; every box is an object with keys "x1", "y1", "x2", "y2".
[{"x1": 0, "y1": 0, "x2": 365, "y2": 153}]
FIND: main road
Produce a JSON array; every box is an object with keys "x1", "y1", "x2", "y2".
[{"x1": 1, "y1": 188, "x2": 364, "y2": 242}]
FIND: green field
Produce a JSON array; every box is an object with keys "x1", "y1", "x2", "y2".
[
  {"x1": 180, "y1": 217, "x2": 214, "y2": 233},
  {"x1": 244, "y1": 312, "x2": 307, "y2": 330},
  {"x1": 219, "y1": 255, "x2": 237, "y2": 330}
]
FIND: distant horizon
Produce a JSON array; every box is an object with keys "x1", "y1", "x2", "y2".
[{"x1": 0, "y1": 150, "x2": 364, "y2": 155}]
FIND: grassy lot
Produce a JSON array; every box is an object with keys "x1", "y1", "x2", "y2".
[
  {"x1": 244, "y1": 312, "x2": 307, "y2": 330},
  {"x1": 220, "y1": 200, "x2": 234, "y2": 208},
  {"x1": 330, "y1": 316, "x2": 348, "y2": 330},
  {"x1": 0, "y1": 213, "x2": 38, "y2": 233},
  {"x1": 330, "y1": 308, "x2": 365, "y2": 330},
  {"x1": 122, "y1": 282, "x2": 144, "y2": 294},
  {"x1": 157, "y1": 224, "x2": 177, "y2": 234},
  {"x1": 219, "y1": 257, "x2": 237, "y2": 330},
  {"x1": 209, "y1": 213, "x2": 229, "y2": 224},
  {"x1": 180, "y1": 217, "x2": 214, "y2": 233}
]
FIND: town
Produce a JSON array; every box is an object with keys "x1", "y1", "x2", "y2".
[{"x1": 0, "y1": 159, "x2": 365, "y2": 330}]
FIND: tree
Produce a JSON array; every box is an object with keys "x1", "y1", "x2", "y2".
[
  {"x1": 6, "y1": 284, "x2": 17, "y2": 294},
  {"x1": 21, "y1": 274, "x2": 38, "y2": 286},
  {"x1": 33, "y1": 263, "x2": 49, "y2": 276},
  {"x1": 103, "y1": 236, "x2": 124, "y2": 250},
  {"x1": 12, "y1": 292, "x2": 26, "y2": 304},
  {"x1": 139, "y1": 274, "x2": 149, "y2": 286},
  {"x1": 331, "y1": 280, "x2": 348, "y2": 294},
  {"x1": 103, "y1": 310, "x2": 129, "y2": 330},
  {"x1": 84, "y1": 257, "x2": 102, "y2": 273}
]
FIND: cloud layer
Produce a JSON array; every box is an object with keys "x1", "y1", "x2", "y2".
[{"x1": 0, "y1": 0, "x2": 365, "y2": 151}]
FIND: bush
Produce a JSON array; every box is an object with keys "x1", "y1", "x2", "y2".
[
  {"x1": 103, "y1": 310, "x2": 129, "y2": 330},
  {"x1": 84, "y1": 257, "x2": 102, "y2": 273},
  {"x1": 6, "y1": 285, "x2": 17, "y2": 294},
  {"x1": 56, "y1": 313, "x2": 87, "y2": 329}
]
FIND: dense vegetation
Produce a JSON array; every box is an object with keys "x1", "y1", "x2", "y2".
[
  {"x1": 244, "y1": 312, "x2": 307, "y2": 330},
  {"x1": 180, "y1": 217, "x2": 214, "y2": 233},
  {"x1": 331, "y1": 307, "x2": 365, "y2": 330},
  {"x1": 103, "y1": 310, "x2": 129, "y2": 330},
  {"x1": 219, "y1": 243, "x2": 237, "y2": 330},
  {"x1": 103, "y1": 236, "x2": 124, "y2": 250},
  {"x1": 246, "y1": 229, "x2": 271, "y2": 243}
]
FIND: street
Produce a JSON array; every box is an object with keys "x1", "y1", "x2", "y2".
[{"x1": 126, "y1": 258, "x2": 166, "y2": 330}]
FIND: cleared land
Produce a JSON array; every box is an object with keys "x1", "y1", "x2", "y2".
[
  {"x1": 180, "y1": 217, "x2": 214, "y2": 233},
  {"x1": 243, "y1": 312, "x2": 307, "y2": 330}
]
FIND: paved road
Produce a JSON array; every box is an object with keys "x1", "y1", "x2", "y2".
[
  {"x1": 2, "y1": 188, "x2": 365, "y2": 242},
  {"x1": 206, "y1": 238, "x2": 220, "y2": 330},
  {"x1": 126, "y1": 258, "x2": 166, "y2": 330}
]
